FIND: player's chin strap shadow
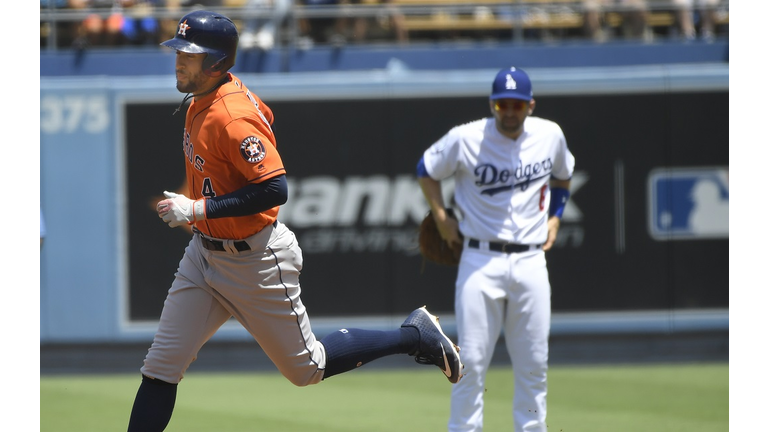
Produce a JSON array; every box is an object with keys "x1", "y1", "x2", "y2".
[
  {"x1": 172, "y1": 76, "x2": 232, "y2": 115},
  {"x1": 173, "y1": 93, "x2": 193, "y2": 115}
]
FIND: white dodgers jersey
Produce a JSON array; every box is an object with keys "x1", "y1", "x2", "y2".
[{"x1": 423, "y1": 116, "x2": 575, "y2": 245}]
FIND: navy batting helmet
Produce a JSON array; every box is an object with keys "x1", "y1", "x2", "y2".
[{"x1": 161, "y1": 10, "x2": 239, "y2": 77}]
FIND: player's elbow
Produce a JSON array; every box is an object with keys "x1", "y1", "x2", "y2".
[{"x1": 273, "y1": 174, "x2": 289, "y2": 206}]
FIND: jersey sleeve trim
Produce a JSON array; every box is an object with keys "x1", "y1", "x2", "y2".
[
  {"x1": 416, "y1": 156, "x2": 431, "y2": 178},
  {"x1": 248, "y1": 167, "x2": 287, "y2": 183}
]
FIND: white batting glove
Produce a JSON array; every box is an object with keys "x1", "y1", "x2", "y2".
[{"x1": 157, "y1": 191, "x2": 206, "y2": 228}]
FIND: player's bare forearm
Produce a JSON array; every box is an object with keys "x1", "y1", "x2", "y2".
[
  {"x1": 544, "y1": 177, "x2": 570, "y2": 251},
  {"x1": 418, "y1": 176, "x2": 462, "y2": 247},
  {"x1": 543, "y1": 216, "x2": 561, "y2": 251},
  {"x1": 418, "y1": 176, "x2": 445, "y2": 214},
  {"x1": 550, "y1": 178, "x2": 570, "y2": 190}
]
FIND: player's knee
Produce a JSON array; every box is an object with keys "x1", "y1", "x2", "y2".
[
  {"x1": 285, "y1": 373, "x2": 319, "y2": 387},
  {"x1": 141, "y1": 373, "x2": 177, "y2": 386},
  {"x1": 281, "y1": 368, "x2": 323, "y2": 387},
  {"x1": 141, "y1": 363, "x2": 185, "y2": 385},
  {"x1": 288, "y1": 378, "x2": 312, "y2": 387}
]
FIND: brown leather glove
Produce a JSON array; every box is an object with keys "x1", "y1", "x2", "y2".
[{"x1": 418, "y1": 209, "x2": 463, "y2": 266}]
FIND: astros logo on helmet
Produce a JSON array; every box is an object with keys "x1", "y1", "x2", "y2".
[{"x1": 178, "y1": 20, "x2": 191, "y2": 36}]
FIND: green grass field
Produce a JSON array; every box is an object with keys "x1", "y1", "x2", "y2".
[{"x1": 40, "y1": 362, "x2": 727, "y2": 431}]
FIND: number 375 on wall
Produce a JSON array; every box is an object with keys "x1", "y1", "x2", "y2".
[{"x1": 40, "y1": 94, "x2": 109, "y2": 135}]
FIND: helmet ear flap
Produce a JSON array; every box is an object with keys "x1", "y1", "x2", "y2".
[{"x1": 205, "y1": 59, "x2": 226, "y2": 77}]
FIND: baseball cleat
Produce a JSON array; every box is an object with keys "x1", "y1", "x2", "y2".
[{"x1": 401, "y1": 306, "x2": 464, "y2": 384}]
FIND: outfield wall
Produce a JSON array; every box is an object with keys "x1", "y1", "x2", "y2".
[{"x1": 40, "y1": 64, "x2": 729, "y2": 343}]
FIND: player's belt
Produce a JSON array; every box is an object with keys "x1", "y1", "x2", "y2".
[
  {"x1": 467, "y1": 238, "x2": 542, "y2": 254},
  {"x1": 196, "y1": 221, "x2": 278, "y2": 252},
  {"x1": 199, "y1": 236, "x2": 251, "y2": 252}
]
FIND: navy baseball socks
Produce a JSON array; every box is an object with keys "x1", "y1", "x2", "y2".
[
  {"x1": 320, "y1": 306, "x2": 463, "y2": 384},
  {"x1": 127, "y1": 374, "x2": 178, "y2": 432},
  {"x1": 320, "y1": 326, "x2": 419, "y2": 379}
]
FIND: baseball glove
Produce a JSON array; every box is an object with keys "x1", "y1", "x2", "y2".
[{"x1": 419, "y1": 209, "x2": 463, "y2": 267}]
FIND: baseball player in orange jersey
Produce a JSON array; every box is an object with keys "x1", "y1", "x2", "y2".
[{"x1": 127, "y1": 11, "x2": 463, "y2": 431}]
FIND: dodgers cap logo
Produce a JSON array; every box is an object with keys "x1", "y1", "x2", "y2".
[{"x1": 490, "y1": 66, "x2": 533, "y2": 101}]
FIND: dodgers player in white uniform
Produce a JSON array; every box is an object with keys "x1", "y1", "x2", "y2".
[{"x1": 417, "y1": 66, "x2": 575, "y2": 431}]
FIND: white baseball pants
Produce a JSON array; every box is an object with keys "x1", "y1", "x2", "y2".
[{"x1": 448, "y1": 245, "x2": 551, "y2": 432}]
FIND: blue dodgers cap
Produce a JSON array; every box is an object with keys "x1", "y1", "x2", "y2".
[{"x1": 490, "y1": 67, "x2": 533, "y2": 101}]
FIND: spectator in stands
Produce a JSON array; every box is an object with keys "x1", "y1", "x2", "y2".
[
  {"x1": 345, "y1": 0, "x2": 408, "y2": 45},
  {"x1": 120, "y1": 0, "x2": 162, "y2": 45},
  {"x1": 104, "y1": 10, "x2": 129, "y2": 45},
  {"x1": 77, "y1": 12, "x2": 104, "y2": 47},
  {"x1": 582, "y1": 0, "x2": 651, "y2": 42},
  {"x1": 298, "y1": 0, "x2": 408, "y2": 47},
  {"x1": 694, "y1": 0, "x2": 722, "y2": 41},
  {"x1": 67, "y1": 0, "x2": 112, "y2": 48},
  {"x1": 298, "y1": 0, "x2": 347, "y2": 47},
  {"x1": 649, "y1": 0, "x2": 693, "y2": 40},
  {"x1": 240, "y1": 0, "x2": 293, "y2": 51},
  {"x1": 583, "y1": 0, "x2": 608, "y2": 42},
  {"x1": 69, "y1": 0, "x2": 162, "y2": 48},
  {"x1": 659, "y1": 0, "x2": 720, "y2": 41},
  {"x1": 621, "y1": 0, "x2": 651, "y2": 41},
  {"x1": 41, "y1": 0, "x2": 85, "y2": 48},
  {"x1": 340, "y1": 0, "x2": 368, "y2": 44},
  {"x1": 159, "y1": 0, "x2": 184, "y2": 43}
]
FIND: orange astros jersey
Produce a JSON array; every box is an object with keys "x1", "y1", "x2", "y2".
[{"x1": 182, "y1": 73, "x2": 285, "y2": 239}]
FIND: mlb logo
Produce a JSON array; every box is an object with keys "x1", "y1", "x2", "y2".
[{"x1": 647, "y1": 167, "x2": 728, "y2": 240}]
